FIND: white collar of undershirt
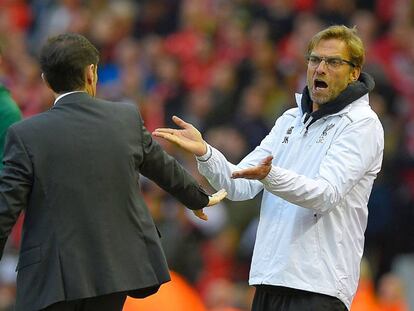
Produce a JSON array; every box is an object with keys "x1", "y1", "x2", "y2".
[{"x1": 54, "y1": 91, "x2": 87, "y2": 105}]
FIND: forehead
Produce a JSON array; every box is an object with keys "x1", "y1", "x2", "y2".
[{"x1": 311, "y1": 39, "x2": 349, "y2": 58}]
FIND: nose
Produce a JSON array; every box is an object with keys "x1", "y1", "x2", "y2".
[{"x1": 315, "y1": 59, "x2": 328, "y2": 73}]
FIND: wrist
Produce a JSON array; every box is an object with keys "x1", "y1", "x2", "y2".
[
  {"x1": 196, "y1": 144, "x2": 212, "y2": 162},
  {"x1": 198, "y1": 142, "x2": 208, "y2": 157}
]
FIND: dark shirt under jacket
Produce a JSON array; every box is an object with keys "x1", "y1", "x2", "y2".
[{"x1": 0, "y1": 92, "x2": 209, "y2": 311}]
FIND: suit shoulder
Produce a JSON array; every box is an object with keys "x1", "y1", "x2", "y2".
[
  {"x1": 9, "y1": 112, "x2": 49, "y2": 132},
  {"x1": 94, "y1": 98, "x2": 140, "y2": 116},
  {"x1": 94, "y1": 98, "x2": 136, "y2": 110}
]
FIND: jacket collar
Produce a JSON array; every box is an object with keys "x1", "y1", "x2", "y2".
[{"x1": 296, "y1": 72, "x2": 375, "y2": 130}]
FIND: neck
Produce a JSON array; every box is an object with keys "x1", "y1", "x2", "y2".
[{"x1": 84, "y1": 84, "x2": 95, "y2": 97}]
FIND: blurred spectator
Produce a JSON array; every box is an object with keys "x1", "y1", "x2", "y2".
[
  {"x1": 393, "y1": 254, "x2": 414, "y2": 311},
  {"x1": 316, "y1": 0, "x2": 355, "y2": 25},
  {"x1": 351, "y1": 258, "x2": 381, "y2": 311},
  {"x1": 123, "y1": 271, "x2": 207, "y2": 311},
  {"x1": 377, "y1": 273, "x2": 409, "y2": 311},
  {"x1": 232, "y1": 85, "x2": 270, "y2": 152},
  {"x1": 133, "y1": 0, "x2": 181, "y2": 38},
  {"x1": 0, "y1": 254, "x2": 18, "y2": 311},
  {"x1": 0, "y1": 42, "x2": 22, "y2": 169},
  {"x1": 204, "y1": 278, "x2": 248, "y2": 311}
]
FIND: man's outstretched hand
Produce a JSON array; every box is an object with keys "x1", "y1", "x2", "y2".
[
  {"x1": 231, "y1": 156, "x2": 273, "y2": 180},
  {"x1": 153, "y1": 116, "x2": 207, "y2": 157},
  {"x1": 193, "y1": 189, "x2": 227, "y2": 221},
  {"x1": 154, "y1": 116, "x2": 227, "y2": 221}
]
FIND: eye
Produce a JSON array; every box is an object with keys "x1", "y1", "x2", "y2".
[
  {"x1": 327, "y1": 58, "x2": 342, "y2": 67},
  {"x1": 308, "y1": 56, "x2": 321, "y2": 66}
]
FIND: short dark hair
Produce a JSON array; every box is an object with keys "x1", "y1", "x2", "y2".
[{"x1": 40, "y1": 33, "x2": 100, "y2": 93}]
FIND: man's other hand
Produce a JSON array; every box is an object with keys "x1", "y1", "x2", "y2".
[
  {"x1": 193, "y1": 189, "x2": 227, "y2": 221},
  {"x1": 231, "y1": 156, "x2": 273, "y2": 180}
]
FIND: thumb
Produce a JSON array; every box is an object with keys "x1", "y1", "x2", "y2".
[{"x1": 207, "y1": 189, "x2": 227, "y2": 206}]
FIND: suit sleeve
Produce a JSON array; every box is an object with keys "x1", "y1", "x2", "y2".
[
  {"x1": 138, "y1": 124, "x2": 209, "y2": 210},
  {"x1": 0, "y1": 127, "x2": 33, "y2": 258}
]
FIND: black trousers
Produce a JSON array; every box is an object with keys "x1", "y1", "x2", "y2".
[
  {"x1": 252, "y1": 285, "x2": 347, "y2": 311},
  {"x1": 41, "y1": 292, "x2": 127, "y2": 311}
]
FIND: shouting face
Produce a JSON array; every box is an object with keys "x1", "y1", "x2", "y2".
[{"x1": 306, "y1": 39, "x2": 360, "y2": 106}]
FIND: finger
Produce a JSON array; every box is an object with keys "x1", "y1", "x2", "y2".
[
  {"x1": 152, "y1": 131, "x2": 171, "y2": 140},
  {"x1": 231, "y1": 168, "x2": 253, "y2": 178},
  {"x1": 213, "y1": 188, "x2": 227, "y2": 201},
  {"x1": 152, "y1": 131, "x2": 181, "y2": 145},
  {"x1": 153, "y1": 128, "x2": 176, "y2": 134},
  {"x1": 231, "y1": 172, "x2": 255, "y2": 179},
  {"x1": 193, "y1": 209, "x2": 208, "y2": 221},
  {"x1": 172, "y1": 116, "x2": 192, "y2": 129},
  {"x1": 231, "y1": 172, "x2": 243, "y2": 179},
  {"x1": 261, "y1": 155, "x2": 274, "y2": 166},
  {"x1": 207, "y1": 188, "x2": 227, "y2": 206}
]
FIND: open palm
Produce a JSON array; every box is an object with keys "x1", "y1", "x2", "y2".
[{"x1": 153, "y1": 116, "x2": 207, "y2": 156}]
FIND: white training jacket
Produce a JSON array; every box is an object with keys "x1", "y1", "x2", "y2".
[{"x1": 197, "y1": 93, "x2": 384, "y2": 309}]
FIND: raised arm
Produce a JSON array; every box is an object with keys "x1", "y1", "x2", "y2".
[
  {"x1": 154, "y1": 116, "x2": 274, "y2": 201},
  {"x1": 140, "y1": 117, "x2": 226, "y2": 220}
]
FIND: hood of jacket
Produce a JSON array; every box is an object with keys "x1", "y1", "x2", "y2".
[{"x1": 300, "y1": 72, "x2": 375, "y2": 129}]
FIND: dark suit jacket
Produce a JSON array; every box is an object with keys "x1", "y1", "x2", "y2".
[{"x1": 0, "y1": 92, "x2": 209, "y2": 311}]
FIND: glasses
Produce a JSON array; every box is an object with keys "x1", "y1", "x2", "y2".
[{"x1": 307, "y1": 55, "x2": 355, "y2": 69}]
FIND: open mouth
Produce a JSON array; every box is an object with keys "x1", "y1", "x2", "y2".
[{"x1": 314, "y1": 79, "x2": 328, "y2": 90}]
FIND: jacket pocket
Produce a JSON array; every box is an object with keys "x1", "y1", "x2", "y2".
[{"x1": 16, "y1": 246, "x2": 42, "y2": 271}]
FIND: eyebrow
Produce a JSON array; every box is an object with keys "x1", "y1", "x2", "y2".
[{"x1": 310, "y1": 54, "x2": 345, "y2": 58}]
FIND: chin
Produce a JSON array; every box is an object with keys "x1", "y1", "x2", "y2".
[{"x1": 310, "y1": 94, "x2": 330, "y2": 105}]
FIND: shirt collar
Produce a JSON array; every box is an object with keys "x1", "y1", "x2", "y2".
[{"x1": 54, "y1": 91, "x2": 87, "y2": 105}]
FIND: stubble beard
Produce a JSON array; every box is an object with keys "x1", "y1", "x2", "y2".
[{"x1": 310, "y1": 91, "x2": 331, "y2": 105}]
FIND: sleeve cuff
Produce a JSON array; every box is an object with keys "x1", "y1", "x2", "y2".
[
  {"x1": 196, "y1": 144, "x2": 212, "y2": 162},
  {"x1": 260, "y1": 166, "x2": 279, "y2": 187}
]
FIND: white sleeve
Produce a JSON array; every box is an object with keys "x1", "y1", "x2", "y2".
[
  {"x1": 260, "y1": 117, "x2": 384, "y2": 213},
  {"x1": 197, "y1": 120, "x2": 281, "y2": 201}
]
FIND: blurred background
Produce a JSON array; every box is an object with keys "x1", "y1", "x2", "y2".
[{"x1": 0, "y1": 0, "x2": 413, "y2": 310}]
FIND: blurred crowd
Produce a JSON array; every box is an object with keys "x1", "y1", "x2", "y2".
[{"x1": 0, "y1": 0, "x2": 414, "y2": 310}]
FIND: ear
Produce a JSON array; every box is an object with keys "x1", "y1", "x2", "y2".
[
  {"x1": 41, "y1": 73, "x2": 52, "y2": 89},
  {"x1": 349, "y1": 66, "x2": 361, "y2": 83},
  {"x1": 86, "y1": 64, "x2": 95, "y2": 85}
]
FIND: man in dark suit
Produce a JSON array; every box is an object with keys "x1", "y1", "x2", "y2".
[{"x1": 0, "y1": 33, "x2": 226, "y2": 311}]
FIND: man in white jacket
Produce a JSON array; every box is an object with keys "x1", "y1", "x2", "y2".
[{"x1": 154, "y1": 25, "x2": 384, "y2": 311}]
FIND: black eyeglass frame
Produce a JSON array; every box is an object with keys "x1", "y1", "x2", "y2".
[{"x1": 306, "y1": 55, "x2": 356, "y2": 68}]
